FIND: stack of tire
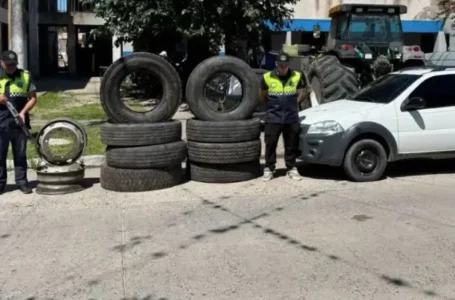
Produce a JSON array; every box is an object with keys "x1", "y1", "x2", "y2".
[
  {"x1": 99, "y1": 52, "x2": 186, "y2": 192},
  {"x1": 185, "y1": 56, "x2": 262, "y2": 183}
]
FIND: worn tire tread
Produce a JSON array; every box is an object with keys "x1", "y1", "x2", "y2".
[
  {"x1": 187, "y1": 161, "x2": 261, "y2": 183},
  {"x1": 100, "y1": 164, "x2": 183, "y2": 192},
  {"x1": 186, "y1": 118, "x2": 260, "y2": 143},
  {"x1": 105, "y1": 141, "x2": 187, "y2": 169},
  {"x1": 100, "y1": 121, "x2": 182, "y2": 146},
  {"x1": 187, "y1": 140, "x2": 261, "y2": 164}
]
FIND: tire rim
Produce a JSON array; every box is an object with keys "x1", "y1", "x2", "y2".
[
  {"x1": 37, "y1": 119, "x2": 87, "y2": 165},
  {"x1": 354, "y1": 148, "x2": 379, "y2": 175}
]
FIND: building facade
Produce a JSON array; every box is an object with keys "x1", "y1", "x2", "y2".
[
  {"x1": 269, "y1": 0, "x2": 444, "y2": 52},
  {"x1": 1, "y1": 0, "x2": 444, "y2": 77}
]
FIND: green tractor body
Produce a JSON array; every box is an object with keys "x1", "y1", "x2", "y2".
[{"x1": 287, "y1": 4, "x2": 426, "y2": 105}]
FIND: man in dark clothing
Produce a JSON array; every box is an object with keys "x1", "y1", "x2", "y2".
[
  {"x1": 0, "y1": 51, "x2": 37, "y2": 194},
  {"x1": 259, "y1": 52, "x2": 304, "y2": 181}
]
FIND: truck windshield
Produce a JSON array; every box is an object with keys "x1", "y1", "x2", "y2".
[
  {"x1": 348, "y1": 74, "x2": 420, "y2": 104},
  {"x1": 337, "y1": 13, "x2": 402, "y2": 42}
]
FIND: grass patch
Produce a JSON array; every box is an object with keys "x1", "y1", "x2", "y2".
[
  {"x1": 32, "y1": 92, "x2": 106, "y2": 120},
  {"x1": 7, "y1": 125, "x2": 105, "y2": 160},
  {"x1": 45, "y1": 103, "x2": 106, "y2": 120},
  {"x1": 34, "y1": 91, "x2": 65, "y2": 111}
]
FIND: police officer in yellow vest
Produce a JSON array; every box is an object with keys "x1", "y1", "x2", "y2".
[
  {"x1": 259, "y1": 52, "x2": 304, "y2": 181},
  {"x1": 0, "y1": 51, "x2": 37, "y2": 194}
]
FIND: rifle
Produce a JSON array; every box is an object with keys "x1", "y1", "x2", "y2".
[{"x1": 5, "y1": 101, "x2": 40, "y2": 151}]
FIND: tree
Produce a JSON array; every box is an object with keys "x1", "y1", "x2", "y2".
[
  {"x1": 436, "y1": 0, "x2": 455, "y2": 25},
  {"x1": 84, "y1": 0, "x2": 298, "y2": 54}
]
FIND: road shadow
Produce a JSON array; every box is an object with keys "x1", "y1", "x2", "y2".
[
  {"x1": 297, "y1": 158, "x2": 455, "y2": 182},
  {"x1": 387, "y1": 158, "x2": 455, "y2": 178},
  {"x1": 3, "y1": 177, "x2": 100, "y2": 194},
  {"x1": 103, "y1": 191, "x2": 444, "y2": 299},
  {"x1": 297, "y1": 163, "x2": 346, "y2": 181},
  {"x1": 36, "y1": 76, "x2": 94, "y2": 93}
]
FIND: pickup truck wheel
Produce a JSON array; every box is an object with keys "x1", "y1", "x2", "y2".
[{"x1": 343, "y1": 139, "x2": 387, "y2": 182}]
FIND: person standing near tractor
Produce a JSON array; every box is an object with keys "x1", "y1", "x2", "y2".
[{"x1": 259, "y1": 52, "x2": 305, "y2": 181}]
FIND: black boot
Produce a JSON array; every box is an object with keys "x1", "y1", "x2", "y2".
[{"x1": 18, "y1": 183, "x2": 32, "y2": 194}]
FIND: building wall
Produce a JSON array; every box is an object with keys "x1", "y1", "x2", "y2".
[{"x1": 291, "y1": 0, "x2": 438, "y2": 20}]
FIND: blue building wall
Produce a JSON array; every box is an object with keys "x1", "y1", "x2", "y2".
[{"x1": 266, "y1": 19, "x2": 443, "y2": 33}]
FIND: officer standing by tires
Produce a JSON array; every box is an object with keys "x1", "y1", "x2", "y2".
[
  {"x1": 259, "y1": 52, "x2": 304, "y2": 181},
  {"x1": 0, "y1": 51, "x2": 37, "y2": 194}
]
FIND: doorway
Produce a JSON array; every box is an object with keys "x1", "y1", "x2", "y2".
[
  {"x1": 75, "y1": 26, "x2": 113, "y2": 76},
  {"x1": 39, "y1": 25, "x2": 68, "y2": 76}
]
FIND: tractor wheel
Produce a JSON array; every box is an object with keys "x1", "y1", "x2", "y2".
[{"x1": 308, "y1": 55, "x2": 359, "y2": 104}]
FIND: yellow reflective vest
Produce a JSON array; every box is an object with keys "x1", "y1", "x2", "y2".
[
  {"x1": 0, "y1": 69, "x2": 31, "y2": 129},
  {"x1": 263, "y1": 70, "x2": 301, "y2": 124}
]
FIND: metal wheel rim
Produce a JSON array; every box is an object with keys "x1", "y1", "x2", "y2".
[
  {"x1": 36, "y1": 119, "x2": 87, "y2": 165},
  {"x1": 354, "y1": 148, "x2": 379, "y2": 175}
]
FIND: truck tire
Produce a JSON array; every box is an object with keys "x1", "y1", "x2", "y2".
[
  {"x1": 100, "y1": 164, "x2": 183, "y2": 192},
  {"x1": 187, "y1": 161, "x2": 261, "y2": 183},
  {"x1": 187, "y1": 140, "x2": 261, "y2": 164},
  {"x1": 185, "y1": 55, "x2": 259, "y2": 121},
  {"x1": 186, "y1": 119, "x2": 261, "y2": 143},
  {"x1": 105, "y1": 141, "x2": 187, "y2": 169},
  {"x1": 308, "y1": 55, "x2": 359, "y2": 104},
  {"x1": 100, "y1": 121, "x2": 182, "y2": 146},
  {"x1": 100, "y1": 52, "x2": 182, "y2": 123}
]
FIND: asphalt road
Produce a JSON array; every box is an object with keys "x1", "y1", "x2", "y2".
[{"x1": 1, "y1": 159, "x2": 455, "y2": 300}]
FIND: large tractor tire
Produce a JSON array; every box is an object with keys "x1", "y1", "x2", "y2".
[{"x1": 308, "y1": 55, "x2": 359, "y2": 104}]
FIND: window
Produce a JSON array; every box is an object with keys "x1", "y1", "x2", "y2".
[
  {"x1": 409, "y1": 75, "x2": 455, "y2": 109},
  {"x1": 349, "y1": 74, "x2": 420, "y2": 104},
  {"x1": 335, "y1": 13, "x2": 402, "y2": 42}
]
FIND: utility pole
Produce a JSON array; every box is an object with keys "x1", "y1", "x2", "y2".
[
  {"x1": 7, "y1": 0, "x2": 11, "y2": 48},
  {"x1": 10, "y1": 0, "x2": 27, "y2": 69}
]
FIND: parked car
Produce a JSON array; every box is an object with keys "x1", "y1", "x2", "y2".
[{"x1": 298, "y1": 67, "x2": 455, "y2": 182}]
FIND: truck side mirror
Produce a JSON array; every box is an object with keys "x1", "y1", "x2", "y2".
[{"x1": 401, "y1": 97, "x2": 426, "y2": 111}]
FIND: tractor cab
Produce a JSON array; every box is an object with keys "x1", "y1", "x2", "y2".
[{"x1": 328, "y1": 4, "x2": 406, "y2": 49}]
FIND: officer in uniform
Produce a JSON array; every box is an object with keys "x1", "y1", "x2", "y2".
[
  {"x1": 259, "y1": 52, "x2": 304, "y2": 181},
  {"x1": 0, "y1": 51, "x2": 37, "y2": 194}
]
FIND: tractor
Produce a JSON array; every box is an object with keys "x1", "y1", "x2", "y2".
[{"x1": 285, "y1": 4, "x2": 426, "y2": 105}]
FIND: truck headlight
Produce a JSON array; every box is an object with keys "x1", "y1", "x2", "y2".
[{"x1": 307, "y1": 121, "x2": 344, "y2": 135}]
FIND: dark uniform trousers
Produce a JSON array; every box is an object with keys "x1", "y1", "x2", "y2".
[
  {"x1": 262, "y1": 69, "x2": 302, "y2": 172},
  {"x1": 0, "y1": 69, "x2": 32, "y2": 189},
  {"x1": 0, "y1": 128, "x2": 28, "y2": 187},
  {"x1": 264, "y1": 122, "x2": 300, "y2": 171}
]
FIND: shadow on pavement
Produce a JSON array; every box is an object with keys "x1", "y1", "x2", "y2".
[
  {"x1": 3, "y1": 177, "x2": 100, "y2": 194},
  {"x1": 101, "y1": 189, "x2": 446, "y2": 299},
  {"x1": 36, "y1": 76, "x2": 93, "y2": 93},
  {"x1": 298, "y1": 158, "x2": 455, "y2": 181},
  {"x1": 387, "y1": 158, "x2": 455, "y2": 178}
]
